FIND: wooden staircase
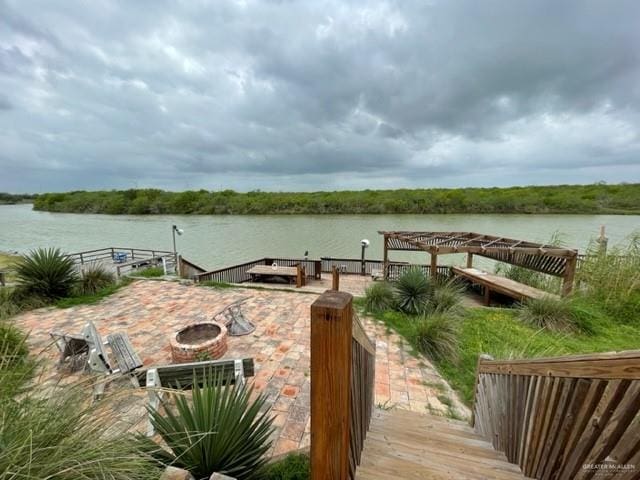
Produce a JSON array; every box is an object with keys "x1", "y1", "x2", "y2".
[{"x1": 356, "y1": 408, "x2": 527, "y2": 480}]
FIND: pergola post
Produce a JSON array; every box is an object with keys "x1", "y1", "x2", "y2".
[
  {"x1": 430, "y1": 253, "x2": 438, "y2": 280},
  {"x1": 561, "y1": 255, "x2": 577, "y2": 297},
  {"x1": 383, "y1": 235, "x2": 389, "y2": 280},
  {"x1": 467, "y1": 253, "x2": 473, "y2": 268}
]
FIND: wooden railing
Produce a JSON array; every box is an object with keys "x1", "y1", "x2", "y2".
[
  {"x1": 472, "y1": 351, "x2": 640, "y2": 480},
  {"x1": 67, "y1": 246, "x2": 175, "y2": 266},
  {"x1": 196, "y1": 256, "x2": 453, "y2": 284},
  {"x1": 310, "y1": 290, "x2": 376, "y2": 480}
]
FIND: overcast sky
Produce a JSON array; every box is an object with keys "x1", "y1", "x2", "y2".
[{"x1": 1, "y1": 0, "x2": 639, "y2": 193}]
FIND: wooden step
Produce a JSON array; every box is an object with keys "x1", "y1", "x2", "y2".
[{"x1": 356, "y1": 409, "x2": 529, "y2": 480}]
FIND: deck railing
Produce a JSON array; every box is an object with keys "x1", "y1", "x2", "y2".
[
  {"x1": 310, "y1": 290, "x2": 376, "y2": 480},
  {"x1": 472, "y1": 350, "x2": 640, "y2": 479},
  {"x1": 67, "y1": 246, "x2": 175, "y2": 266},
  {"x1": 196, "y1": 256, "x2": 453, "y2": 284}
]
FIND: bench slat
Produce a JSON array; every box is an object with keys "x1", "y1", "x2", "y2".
[
  {"x1": 137, "y1": 358, "x2": 254, "y2": 388},
  {"x1": 107, "y1": 332, "x2": 143, "y2": 373}
]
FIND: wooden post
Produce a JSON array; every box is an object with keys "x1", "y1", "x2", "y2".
[
  {"x1": 561, "y1": 255, "x2": 577, "y2": 297},
  {"x1": 383, "y1": 235, "x2": 389, "y2": 280},
  {"x1": 314, "y1": 260, "x2": 322, "y2": 280},
  {"x1": 467, "y1": 252, "x2": 473, "y2": 268},
  {"x1": 430, "y1": 253, "x2": 438, "y2": 280},
  {"x1": 311, "y1": 290, "x2": 353, "y2": 480},
  {"x1": 296, "y1": 264, "x2": 304, "y2": 288},
  {"x1": 331, "y1": 266, "x2": 340, "y2": 291}
]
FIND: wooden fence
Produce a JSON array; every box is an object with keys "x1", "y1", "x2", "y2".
[
  {"x1": 310, "y1": 290, "x2": 376, "y2": 479},
  {"x1": 472, "y1": 350, "x2": 640, "y2": 480}
]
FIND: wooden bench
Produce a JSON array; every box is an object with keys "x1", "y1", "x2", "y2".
[
  {"x1": 452, "y1": 266, "x2": 558, "y2": 305},
  {"x1": 81, "y1": 321, "x2": 143, "y2": 397},
  {"x1": 137, "y1": 358, "x2": 255, "y2": 435}
]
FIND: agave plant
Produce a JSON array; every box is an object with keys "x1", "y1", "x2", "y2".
[
  {"x1": 145, "y1": 371, "x2": 275, "y2": 479},
  {"x1": 14, "y1": 248, "x2": 78, "y2": 299},
  {"x1": 394, "y1": 267, "x2": 432, "y2": 315}
]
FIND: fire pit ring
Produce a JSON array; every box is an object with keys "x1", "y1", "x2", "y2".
[{"x1": 170, "y1": 321, "x2": 228, "y2": 363}]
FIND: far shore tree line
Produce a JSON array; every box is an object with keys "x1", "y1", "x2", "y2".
[{"x1": 16, "y1": 182, "x2": 640, "y2": 215}]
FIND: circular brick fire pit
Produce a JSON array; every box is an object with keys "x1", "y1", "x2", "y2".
[{"x1": 170, "y1": 321, "x2": 228, "y2": 363}]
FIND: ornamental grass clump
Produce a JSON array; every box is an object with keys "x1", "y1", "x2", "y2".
[
  {"x1": 364, "y1": 282, "x2": 396, "y2": 313},
  {"x1": 14, "y1": 247, "x2": 78, "y2": 300},
  {"x1": 410, "y1": 313, "x2": 460, "y2": 363},
  {"x1": 143, "y1": 370, "x2": 275, "y2": 480},
  {"x1": 429, "y1": 279, "x2": 465, "y2": 314},
  {"x1": 395, "y1": 268, "x2": 432, "y2": 315},
  {"x1": 76, "y1": 262, "x2": 115, "y2": 295},
  {"x1": 517, "y1": 296, "x2": 577, "y2": 332}
]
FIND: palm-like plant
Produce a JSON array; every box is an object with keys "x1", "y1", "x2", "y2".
[
  {"x1": 145, "y1": 371, "x2": 275, "y2": 479},
  {"x1": 395, "y1": 268, "x2": 432, "y2": 314},
  {"x1": 14, "y1": 248, "x2": 78, "y2": 299}
]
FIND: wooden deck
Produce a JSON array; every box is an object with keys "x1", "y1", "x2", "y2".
[
  {"x1": 356, "y1": 408, "x2": 527, "y2": 480},
  {"x1": 452, "y1": 266, "x2": 558, "y2": 305}
]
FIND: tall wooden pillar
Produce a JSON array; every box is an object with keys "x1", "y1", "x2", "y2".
[
  {"x1": 430, "y1": 253, "x2": 438, "y2": 280},
  {"x1": 561, "y1": 255, "x2": 577, "y2": 297},
  {"x1": 383, "y1": 235, "x2": 389, "y2": 280},
  {"x1": 310, "y1": 291, "x2": 353, "y2": 480},
  {"x1": 467, "y1": 253, "x2": 473, "y2": 268}
]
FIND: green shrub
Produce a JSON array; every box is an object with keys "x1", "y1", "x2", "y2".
[
  {"x1": 0, "y1": 376, "x2": 158, "y2": 479},
  {"x1": 14, "y1": 248, "x2": 78, "y2": 299},
  {"x1": 0, "y1": 321, "x2": 28, "y2": 368},
  {"x1": 518, "y1": 296, "x2": 577, "y2": 331},
  {"x1": 576, "y1": 233, "x2": 640, "y2": 323},
  {"x1": 411, "y1": 313, "x2": 460, "y2": 363},
  {"x1": 133, "y1": 266, "x2": 164, "y2": 278},
  {"x1": 364, "y1": 282, "x2": 396, "y2": 312},
  {"x1": 429, "y1": 280, "x2": 465, "y2": 314},
  {"x1": 395, "y1": 268, "x2": 432, "y2": 315},
  {"x1": 76, "y1": 262, "x2": 115, "y2": 295},
  {"x1": 143, "y1": 370, "x2": 275, "y2": 479},
  {"x1": 259, "y1": 453, "x2": 310, "y2": 480}
]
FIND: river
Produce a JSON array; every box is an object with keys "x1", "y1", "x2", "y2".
[{"x1": 1, "y1": 204, "x2": 638, "y2": 270}]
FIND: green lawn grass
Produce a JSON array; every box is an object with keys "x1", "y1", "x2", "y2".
[
  {"x1": 55, "y1": 278, "x2": 132, "y2": 308},
  {"x1": 356, "y1": 299, "x2": 640, "y2": 405}
]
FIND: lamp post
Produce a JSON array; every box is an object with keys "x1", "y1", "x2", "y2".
[
  {"x1": 360, "y1": 239, "x2": 370, "y2": 275},
  {"x1": 172, "y1": 225, "x2": 184, "y2": 273}
]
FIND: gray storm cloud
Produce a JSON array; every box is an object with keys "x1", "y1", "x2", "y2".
[{"x1": 0, "y1": 0, "x2": 639, "y2": 192}]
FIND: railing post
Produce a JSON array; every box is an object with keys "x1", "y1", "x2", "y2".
[
  {"x1": 332, "y1": 266, "x2": 340, "y2": 291},
  {"x1": 311, "y1": 290, "x2": 353, "y2": 480}
]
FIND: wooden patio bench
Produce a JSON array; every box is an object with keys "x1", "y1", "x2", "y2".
[
  {"x1": 81, "y1": 321, "x2": 143, "y2": 398},
  {"x1": 136, "y1": 357, "x2": 255, "y2": 435}
]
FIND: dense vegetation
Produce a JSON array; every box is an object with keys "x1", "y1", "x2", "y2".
[
  {"x1": 0, "y1": 192, "x2": 36, "y2": 204},
  {"x1": 32, "y1": 183, "x2": 640, "y2": 215}
]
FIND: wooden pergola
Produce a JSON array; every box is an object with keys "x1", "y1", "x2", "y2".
[{"x1": 379, "y1": 231, "x2": 579, "y2": 296}]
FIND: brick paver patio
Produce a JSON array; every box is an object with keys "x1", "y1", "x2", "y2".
[{"x1": 13, "y1": 279, "x2": 468, "y2": 457}]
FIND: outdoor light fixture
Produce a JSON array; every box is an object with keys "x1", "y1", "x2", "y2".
[
  {"x1": 360, "y1": 239, "x2": 370, "y2": 275},
  {"x1": 172, "y1": 225, "x2": 184, "y2": 272}
]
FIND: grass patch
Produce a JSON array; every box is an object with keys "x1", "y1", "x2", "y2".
[
  {"x1": 258, "y1": 453, "x2": 310, "y2": 480},
  {"x1": 0, "y1": 252, "x2": 20, "y2": 283},
  {"x1": 55, "y1": 278, "x2": 132, "y2": 308},
  {"x1": 199, "y1": 280, "x2": 236, "y2": 289},
  {"x1": 360, "y1": 301, "x2": 640, "y2": 406},
  {"x1": 131, "y1": 266, "x2": 165, "y2": 278}
]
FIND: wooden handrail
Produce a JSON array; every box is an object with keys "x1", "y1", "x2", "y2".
[
  {"x1": 472, "y1": 350, "x2": 640, "y2": 479},
  {"x1": 311, "y1": 290, "x2": 375, "y2": 480}
]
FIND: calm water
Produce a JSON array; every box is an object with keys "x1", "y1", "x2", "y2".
[{"x1": 1, "y1": 204, "x2": 638, "y2": 270}]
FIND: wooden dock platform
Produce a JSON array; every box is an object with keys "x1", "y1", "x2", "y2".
[{"x1": 356, "y1": 408, "x2": 527, "y2": 480}]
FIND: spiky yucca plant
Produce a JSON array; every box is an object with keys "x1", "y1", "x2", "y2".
[
  {"x1": 145, "y1": 371, "x2": 275, "y2": 479},
  {"x1": 14, "y1": 248, "x2": 78, "y2": 299},
  {"x1": 395, "y1": 268, "x2": 432, "y2": 315}
]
